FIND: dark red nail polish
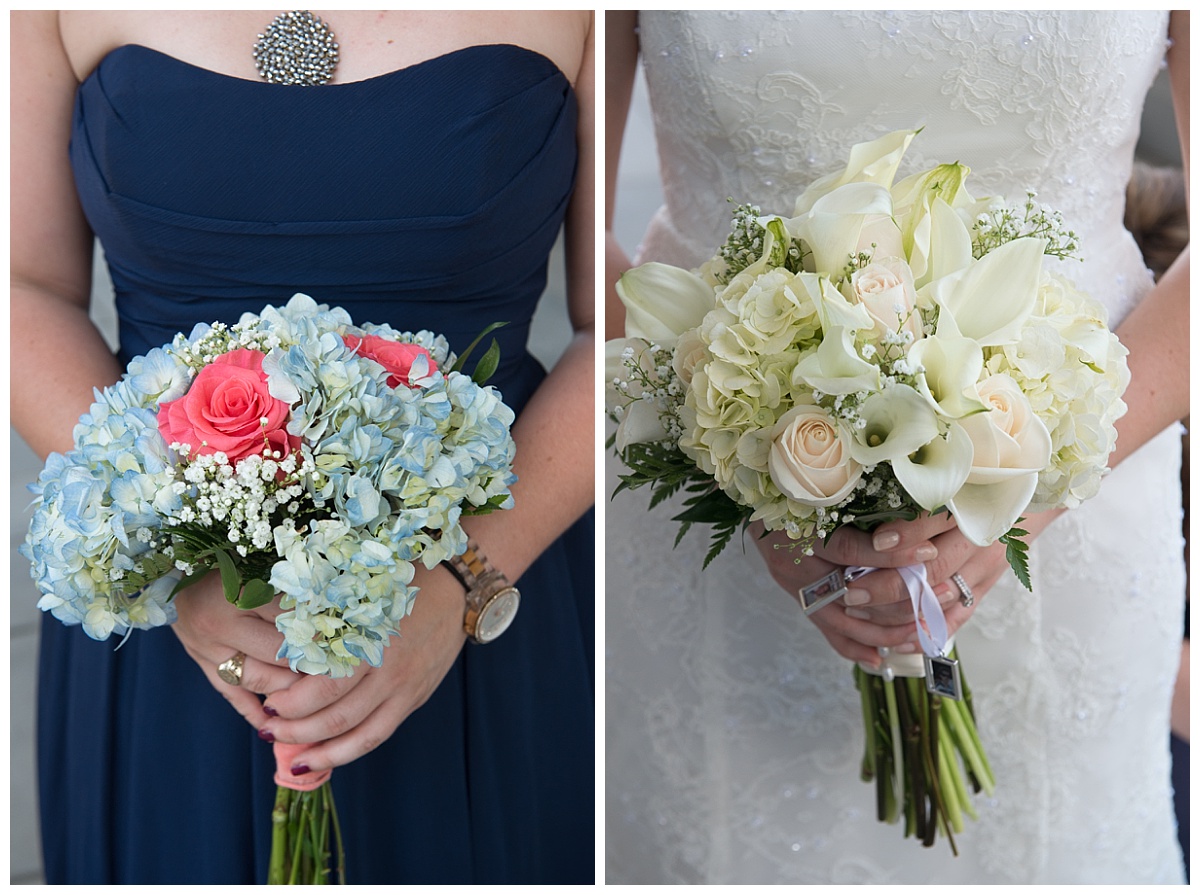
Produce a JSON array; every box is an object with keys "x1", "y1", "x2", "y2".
[
  {"x1": 258, "y1": 728, "x2": 275, "y2": 743},
  {"x1": 262, "y1": 704, "x2": 279, "y2": 717},
  {"x1": 291, "y1": 764, "x2": 310, "y2": 776}
]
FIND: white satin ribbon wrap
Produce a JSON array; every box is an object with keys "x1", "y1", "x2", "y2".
[{"x1": 850, "y1": 563, "x2": 952, "y2": 679}]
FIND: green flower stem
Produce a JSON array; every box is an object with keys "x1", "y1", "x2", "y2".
[
  {"x1": 939, "y1": 718, "x2": 977, "y2": 822},
  {"x1": 943, "y1": 698, "x2": 995, "y2": 795},
  {"x1": 936, "y1": 734, "x2": 965, "y2": 831},
  {"x1": 883, "y1": 677, "x2": 903, "y2": 825},
  {"x1": 269, "y1": 789, "x2": 291, "y2": 884},
  {"x1": 870, "y1": 675, "x2": 897, "y2": 824},
  {"x1": 327, "y1": 782, "x2": 346, "y2": 885},
  {"x1": 894, "y1": 679, "x2": 922, "y2": 841},
  {"x1": 267, "y1": 782, "x2": 342, "y2": 885},
  {"x1": 856, "y1": 668, "x2": 877, "y2": 783}
]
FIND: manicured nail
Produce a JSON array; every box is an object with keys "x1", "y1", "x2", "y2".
[
  {"x1": 913, "y1": 545, "x2": 938, "y2": 562},
  {"x1": 873, "y1": 531, "x2": 900, "y2": 551},
  {"x1": 933, "y1": 583, "x2": 953, "y2": 600},
  {"x1": 844, "y1": 607, "x2": 871, "y2": 620},
  {"x1": 894, "y1": 642, "x2": 919, "y2": 654},
  {"x1": 257, "y1": 728, "x2": 275, "y2": 743},
  {"x1": 291, "y1": 764, "x2": 310, "y2": 776},
  {"x1": 262, "y1": 704, "x2": 279, "y2": 717},
  {"x1": 844, "y1": 588, "x2": 871, "y2": 606}
]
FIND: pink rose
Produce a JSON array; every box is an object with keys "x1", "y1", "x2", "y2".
[
  {"x1": 157, "y1": 348, "x2": 297, "y2": 462},
  {"x1": 343, "y1": 334, "x2": 436, "y2": 388}
]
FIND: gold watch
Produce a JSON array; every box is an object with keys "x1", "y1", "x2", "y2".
[{"x1": 445, "y1": 539, "x2": 520, "y2": 644}]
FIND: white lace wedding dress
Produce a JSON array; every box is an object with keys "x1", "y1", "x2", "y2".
[{"x1": 605, "y1": 11, "x2": 1186, "y2": 884}]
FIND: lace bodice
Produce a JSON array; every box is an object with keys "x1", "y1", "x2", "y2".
[
  {"x1": 607, "y1": 11, "x2": 1185, "y2": 884},
  {"x1": 636, "y1": 10, "x2": 1166, "y2": 324}
]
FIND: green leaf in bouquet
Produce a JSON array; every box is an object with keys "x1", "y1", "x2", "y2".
[
  {"x1": 671, "y1": 486, "x2": 748, "y2": 568},
  {"x1": 999, "y1": 524, "x2": 1032, "y2": 591},
  {"x1": 235, "y1": 577, "x2": 276, "y2": 610},
  {"x1": 470, "y1": 338, "x2": 502, "y2": 385},
  {"x1": 168, "y1": 564, "x2": 213, "y2": 600},
  {"x1": 838, "y1": 507, "x2": 922, "y2": 535},
  {"x1": 450, "y1": 322, "x2": 507, "y2": 375},
  {"x1": 214, "y1": 547, "x2": 243, "y2": 605},
  {"x1": 462, "y1": 493, "x2": 512, "y2": 516}
]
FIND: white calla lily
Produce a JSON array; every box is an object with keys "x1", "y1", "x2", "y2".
[
  {"x1": 922, "y1": 237, "x2": 1046, "y2": 346},
  {"x1": 892, "y1": 421, "x2": 974, "y2": 512},
  {"x1": 906, "y1": 196, "x2": 975, "y2": 286},
  {"x1": 794, "y1": 325, "x2": 881, "y2": 396},
  {"x1": 798, "y1": 272, "x2": 875, "y2": 332},
  {"x1": 614, "y1": 399, "x2": 669, "y2": 452},
  {"x1": 948, "y1": 477, "x2": 1040, "y2": 547},
  {"x1": 789, "y1": 182, "x2": 896, "y2": 277},
  {"x1": 848, "y1": 384, "x2": 940, "y2": 465},
  {"x1": 908, "y1": 311, "x2": 987, "y2": 419},
  {"x1": 793, "y1": 129, "x2": 918, "y2": 215},
  {"x1": 617, "y1": 262, "x2": 715, "y2": 341}
]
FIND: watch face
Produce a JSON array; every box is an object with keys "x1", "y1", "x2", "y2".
[{"x1": 475, "y1": 587, "x2": 520, "y2": 643}]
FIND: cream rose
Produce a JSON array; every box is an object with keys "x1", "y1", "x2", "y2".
[
  {"x1": 947, "y1": 373, "x2": 1053, "y2": 545},
  {"x1": 847, "y1": 257, "x2": 921, "y2": 342},
  {"x1": 671, "y1": 329, "x2": 709, "y2": 386},
  {"x1": 768, "y1": 404, "x2": 862, "y2": 506}
]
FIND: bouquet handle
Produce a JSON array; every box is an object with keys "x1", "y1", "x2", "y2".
[
  {"x1": 269, "y1": 742, "x2": 343, "y2": 884},
  {"x1": 273, "y1": 741, "x2": 331, "y2": 790}
]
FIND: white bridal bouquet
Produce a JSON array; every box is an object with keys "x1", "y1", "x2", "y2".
[
  {"x1": 607, "y1": 129, "x2": 1129, "y2": 851},
  {"x1": 23, "y1": 293, "x2": 517, "y2": 883}
]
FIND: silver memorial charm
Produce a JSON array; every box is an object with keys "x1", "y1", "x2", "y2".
[
  {"x1": 798, "y1": 569, "x2": 848, "y2": 615},
  {"x1": 253, "y1": 11, "x2": 339, "y2": 86},
  {"x1": 924, "y1": 654, "x2": 963, "y2": 700}
]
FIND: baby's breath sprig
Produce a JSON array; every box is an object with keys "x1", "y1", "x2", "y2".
[
  {"x1": 715, "y1": 200, "x2": 807, "y2": 284},
  {"x1": 611, "y1": 343, "x2": 686, "y2": 444},
  {"x1": 842, "y1": 246, "x2": 877, "y2": 282},
  {"x1": 972, "y1": 190, "x2": 1081, "y2": 261},
  {"x1": 169, "y1": 321, "x2": 285, "y2": 372}
]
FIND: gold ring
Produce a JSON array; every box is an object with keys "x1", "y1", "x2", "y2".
[{"x1": 217, "y1": 652, "x2": 246, "y2": 687}]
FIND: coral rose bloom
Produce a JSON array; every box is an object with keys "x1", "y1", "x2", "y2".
[
  {"x1": 157, "y1": 348, "x2": 297, "y2": 462},
  {"x1": 343, "y1": 334, "x2": 436, "y2": 388}
]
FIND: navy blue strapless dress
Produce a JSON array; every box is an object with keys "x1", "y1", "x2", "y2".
[{"x1": 38, "y1": 44, "x2": 593, "y2": 884}]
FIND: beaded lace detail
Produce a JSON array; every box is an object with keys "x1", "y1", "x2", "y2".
[{"x1": 607, "y1": 10, "x2": 1184, "y2": 884}]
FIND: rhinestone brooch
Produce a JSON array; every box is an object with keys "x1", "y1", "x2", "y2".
[{"x1": 253, "y1": 10, "x2": 339, "y2": 86}]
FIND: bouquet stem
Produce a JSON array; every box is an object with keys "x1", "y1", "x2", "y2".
[
  {"x1": 853, "y1": 648, "x2": 992, "y2": 853},
  {"x1": 268, "y1": 742, "x2": 344, "y2": 884}
]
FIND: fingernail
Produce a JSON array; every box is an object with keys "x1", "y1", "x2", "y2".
[
  {"x1": 844, "y1": 588, "x2": 871, "y2": 606},
  {"x1": 873, "y1": 531, "x2": 900, "y2": 551},
  {"x1": 262, "y1": 704, "x2": 279, "y2": 717},
  {"x1": 933, "y1": 583, "x2": 953, "y2": 600},
  {"x1": 913, "y1": 545, "x2": 938, "y2": 561},
  {"x1": 844, "y1": 607, "x2": 871, "y2": 620},
  {"x1": 291, "y1": 764, "x2": 310, "y2": 776},
  {"x1": 894, "y1": 642, "x2": 919, "y2": 654},
  {"x1": 257, "y1": 728, "x2": 275, "y2": 743}
]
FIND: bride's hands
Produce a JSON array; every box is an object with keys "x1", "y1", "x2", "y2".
[
  {"x1": 755, "y1": 509, "x2": 1061, "y2": 665},
  {"x1": 253, "y1": 564, "x2": 467, "y2": 774},
  {"x1": 754, "y1": 517, "x2": 953, "y2": 666}
]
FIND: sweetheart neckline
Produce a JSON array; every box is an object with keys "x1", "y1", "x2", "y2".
[{"x1": 82, "y1": 42, "x2": 571, "y2": 92}]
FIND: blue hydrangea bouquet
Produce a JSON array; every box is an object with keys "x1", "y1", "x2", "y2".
[{"x1": 22, "y1": 293, "x2": 517, "y2": 883}]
